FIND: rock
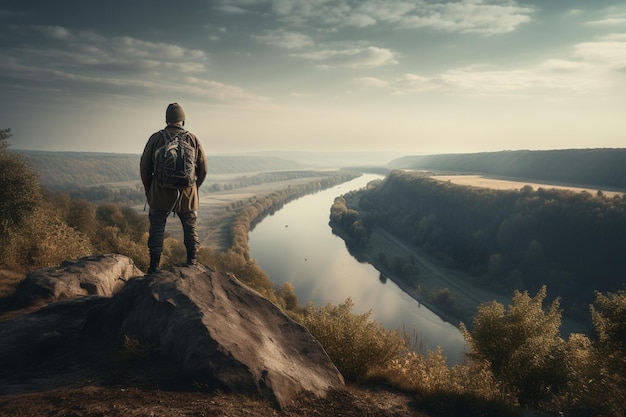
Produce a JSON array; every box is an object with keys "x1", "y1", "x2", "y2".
[
  {"x1": 91, "y1": 265, "x2": 345, "y2": 408},
  {"x1": 1, "y1": 259, "x2": 344, "y2": 408},
  {"x1": 13, "y1": 254, "x2": 142, "y2": 305},
  {"x1": 0, "y1": 296, "x2": 109, "y2": 376}
]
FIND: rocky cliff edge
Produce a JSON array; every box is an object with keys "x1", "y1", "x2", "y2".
[{"x1": 0, "y1": 254, "x2": 344, "y2": 409}]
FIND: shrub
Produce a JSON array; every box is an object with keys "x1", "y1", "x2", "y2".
[
  {"x1": 298, "y1": 298, "x2": 404, "y2": 382},
  {"x1": 592, "y1": 288, "x2": 626, "y2": 366},
  {"x1": 552, "y1": 333, "x2": 623, "y2": 417},
  {"x1": 2, "y1": 200, "x2": 93, "y2": 271},
  {"x1": 0, "y1": 129, "x2": 41, "y2": 234},
  {"x1": 94, "y1": 226, "x2": 149, "y2": 271},
  {"x1": 461, "y1": 285, "x2": 567, "y2": 406},
  {"x1": 277, "y1": 282, "x2": 300, "y2": 313},
  {"x1": 370, "y1": 346, "x2": 515, "y2": 416},
  {"x1": 212, "y1": 249, "x2": 277, "y2": 302}
]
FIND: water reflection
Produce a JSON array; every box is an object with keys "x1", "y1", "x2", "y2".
[{"x1": 249, "y1": 174, "x2": 466, "y2": 363}]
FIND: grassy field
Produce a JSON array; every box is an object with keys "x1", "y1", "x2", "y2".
[
  {"x1": 431, "y1": 174, "x2": 625, "y2": 197},
  {"x1": 162, "y1": 174, "x2": 349, "y2": 251}
]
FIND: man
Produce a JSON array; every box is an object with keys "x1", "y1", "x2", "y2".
[{"x1": 140, "y1": 103, "x2": 208, "y2": 273}]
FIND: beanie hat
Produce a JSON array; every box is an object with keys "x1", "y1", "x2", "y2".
[{"x1": 166, "y1": 103, "x2": 185, "y2": 122}]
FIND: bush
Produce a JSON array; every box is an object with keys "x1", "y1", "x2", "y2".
[
  {"x1": 298, "y1": 298, "x2": 404, "y2": 382},
  {"x1": 370, "y1": 345, "x2": 515, "y2": 416},
  {"x1": 2, "y1": 199, "x2": 93, "y2": 271},
  {"x1": 212, "y1": 249, "x2": 277, "y2": 302},
  {"x1": 0, "y1": 129, "x2": 41, "y2": 234},
  {"x1": 160, "y1": 237, "x2": 186, "y2": 269},
  {"x1": 592, "y1": 288, "x2": 626, "y2": 366},
  {"x1": 461, "y1": 285, "x2": 568, "y2": 406}
]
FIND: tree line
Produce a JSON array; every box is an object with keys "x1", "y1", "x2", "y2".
[
  {"x1": 20, "y1": 150, "x2": 303, "y2": 191},
  {"x1": 22, "y1": 149, "x2": 333, "y2": 205},
  {"x1": 388, "y1": 148, "x2": 626, "y2": 190}
]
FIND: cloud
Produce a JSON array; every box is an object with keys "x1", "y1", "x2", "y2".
[
  {"x1": 573, "y1": 35, "x2": 626, "y2": 71},
  {"x1": 354, "y1": 76, "x2": 389, "y2": 88},
  {"x1": 356, "y1": 32, "x2": 626, "y2": 97},
  {"x1": 377, "y1": 64, "x2": 603, "y2": 97},
  {"x1": 254, "y1": 30, "x2": 314, "y2": 49},
  {"x1": 399, "y1": 1, "x2": 534, "y2": 35},
  {"x1": 438, "y1": 67, "x2": 560, "y2": 94},
  {"x1": 392, "y1": 73, "x2": 440, "y2": 93},
  {"x1": 586, "y1": 17, "x2": 626, "y2": 26},
  {"x1": 215, "y1": 5, "x2": 252, "y2": 14},
  {"x1": 0, "y1": 25, "x2": 267, "y2": 105},
  {"x1": 214, "y1": 0, "x2": 534, "y2": 35},
  {"x1": 345, "y1": 14, "x2": 377, "y2": 28},
  {"x1": 182, "y1": 77, "x2": 270, "y2": 104},
  {"x1": 294, "y1": 46, "x2": 398, "y2": 68},
  {"x1": 263, "y1": 0, "x2": 535, "y2": 35}
]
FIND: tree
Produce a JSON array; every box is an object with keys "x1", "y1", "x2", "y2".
[
  {"x1": 0, "y1": 129, "x2": 41, "y2": 234},
  {"x1": 0, "y1": 129, "x2": 94, "y2": 271},
  {"x1": 591, "y1": 289, "x2": 626, "y2": 379},
  {"x1": 461, "y1": 286, "x2": 567, "y2": 405}
]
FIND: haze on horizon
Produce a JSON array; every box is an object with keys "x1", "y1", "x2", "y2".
[{"x1": 0, "y1": 1, "x2": 624, "y2": 155}]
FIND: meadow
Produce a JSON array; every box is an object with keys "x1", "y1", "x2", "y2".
[{"x1": 432, "y1": 174, "x2": 624, "y2": 197}]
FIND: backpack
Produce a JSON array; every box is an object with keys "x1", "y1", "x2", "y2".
[{"x1": 154, "y1": 129, "x2": 196, "y2": 189}]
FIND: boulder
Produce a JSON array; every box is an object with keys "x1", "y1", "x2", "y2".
[
  {"x1": 0, "y1": 296, "x2": 109, "y2": 377},
  {"x1": 91, "y1": 265, "x2": 345, "y2": 408},
  {"x1": 1, "y1": 259, "x2": 345, "y2": 408},
  {"x1": 13, "y1": 254, "x2": 142, "y2": 305}
]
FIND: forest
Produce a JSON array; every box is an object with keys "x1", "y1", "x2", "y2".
[
  {"x1": 388, "y1": 148, "x2": 626, "y2": 190},
  {"x1": 331, "y1": 170, "x2": 626, "y2": 321}
]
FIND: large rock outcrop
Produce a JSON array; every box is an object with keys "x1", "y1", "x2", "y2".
[
  {"x1": 0, "y1": 258, "x2": 345, "y2": 408},
  {"x1": 13, "y1": 254, "x2": 141, "y2": 305},
  {"x1": 89, "y1": 265, "x2": 345, "y2": 408}
]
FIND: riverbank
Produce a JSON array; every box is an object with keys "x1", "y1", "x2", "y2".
[
  {"x1": 330, "y1": 223, "x2": 510, "y2": 331},
  {"x1": 332, "y1": 222, "x2": 590, "y2": 338},
  {"x1": 162, "y1": 171, "x2": 360, "y2": 251}
]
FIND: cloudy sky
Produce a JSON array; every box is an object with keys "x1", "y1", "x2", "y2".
[{"x1": 1, "y1": 0, "x2": 625, "y2": 155}]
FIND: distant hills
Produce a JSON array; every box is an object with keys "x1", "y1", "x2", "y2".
[
  {"x1": 19, "y1": 148, "x2": 626, "y2": 192},
  {"x1": 388, "y1": 148, "x2": 626, "y2": 190},
  {"x1": 18, "y1": 150, "x2": 305, "y2": 190}
]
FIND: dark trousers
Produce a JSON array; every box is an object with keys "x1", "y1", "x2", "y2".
[{"x1": 148, "y1": 208, "x2": 199, "y2": 262}]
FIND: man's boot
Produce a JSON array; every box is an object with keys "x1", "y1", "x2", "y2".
[
  {"x1": 148, "y1": 253, "x2": 161, "y2": 274},
  {"x1": 186, "y1": 250, "x2": 198, "y2": 267}
]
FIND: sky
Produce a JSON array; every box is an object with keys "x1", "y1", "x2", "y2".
[{"x1": 0, "y1": 0, "x2": 625, "y2": 155}]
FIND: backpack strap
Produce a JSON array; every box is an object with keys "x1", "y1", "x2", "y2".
[
  {"x1": 161, "y1": 128, "x2": 190, "y2": 145},
  {"x1": 160, "y1": 129, "x2": 170, "y2": 147}
]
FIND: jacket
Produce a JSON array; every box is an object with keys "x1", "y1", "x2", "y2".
[{"x1": 140, "y1": 125, "x2": 208, "y2": 213}]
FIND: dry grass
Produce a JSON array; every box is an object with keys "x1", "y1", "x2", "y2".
[{"x1": 432, "y1": 175, "x2": 624, "y2": 197}]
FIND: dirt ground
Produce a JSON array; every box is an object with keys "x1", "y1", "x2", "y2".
[{"x1": 0, "y1": 384, "x2": 427, "y2": 417}]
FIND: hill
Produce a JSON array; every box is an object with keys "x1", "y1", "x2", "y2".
[
  {"x1": 388, "y1": 148, "x2": 626, "y2": 190},
  {"x1": 18, "y1": 150, "x2": 305, "y2": 190}
]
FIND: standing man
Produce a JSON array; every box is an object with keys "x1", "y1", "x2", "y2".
[{"x1": 140, "y1": 103, "x2": 208, "y2": 273}]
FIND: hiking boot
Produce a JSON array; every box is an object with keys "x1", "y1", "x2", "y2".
[
  {"x1": 148, "y1": 253, "x2": 161, "y2": 274},
  {"x1": 185, "y1": 259, "x2": 198, "y2": 267}
]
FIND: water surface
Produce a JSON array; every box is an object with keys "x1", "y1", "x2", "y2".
[{"x1": 249, "y1": 174, "x2": 466, "y2": 362}]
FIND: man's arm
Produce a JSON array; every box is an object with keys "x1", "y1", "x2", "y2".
[
  {"x1": 140, "y1": 136, "x2": 155, "y2": 195},
  {"x1": 195, "y1": 138, "x2": 208, "y2": 188}
]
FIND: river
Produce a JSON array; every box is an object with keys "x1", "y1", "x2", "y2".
[{"x1": 248, "y1": 174, "x2": 466, "y2": 363}]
